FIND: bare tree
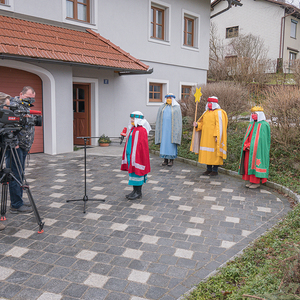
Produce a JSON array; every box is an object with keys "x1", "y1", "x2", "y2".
[
  {"x1": 226, "y1": 33, "x2": 272, "y2": 85},
  {"x1": 208, "y1": 22, "x2": 229, "y2": 81},
  {"x1": 208, "y1": 26, "x2": 272, "y2": 85}
]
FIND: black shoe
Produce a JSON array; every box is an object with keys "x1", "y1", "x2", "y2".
[
  {"x1": 10, "y1": 205, "x2": 33, "y2": 214},
  {"x1": 162, "y1": 159, "x2": 168, "y2": 166},
  {"x1": 126, "y1": 188, "x2": 135, "y2": 199},
  {"x1": 202, "y1": 170, "x2": 211, "y2": 175},
  {"x1": 128, "y1": 186, "x2": 142, "y2": 200},
  {"x1": 209, "y1": 171, "x2": 218, "y2": 176}
]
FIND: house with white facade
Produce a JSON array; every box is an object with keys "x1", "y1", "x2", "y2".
[
  {"x1": 0, "y1": 0, "x2": 227, "y2": 155},
  {"x1": 211, "y1": 0, "x2": 300, "y2": 73}
]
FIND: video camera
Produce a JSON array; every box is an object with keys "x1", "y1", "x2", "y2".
[
  {"x1": 0, "y1": 98, "x2": 42, "y2": 144},
  {"x1": 0, "y1": 98, "x2": 42, "y2": 129}
]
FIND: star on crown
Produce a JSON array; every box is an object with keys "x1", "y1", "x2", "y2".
[{"x1": 251, "y1": 106, "x2": 264, "y2": 112}]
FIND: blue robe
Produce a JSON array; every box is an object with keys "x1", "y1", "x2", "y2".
[{"x1": 155, "y1": 104, "x2": 182, "y2": 159}]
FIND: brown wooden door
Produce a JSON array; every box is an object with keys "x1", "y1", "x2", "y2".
[
  {"x1": 73, "y1": 84, "x2": 91, "y2": 145},
  {"x1": 0, "y1": 66, "x2": 44, "y2": 153}
]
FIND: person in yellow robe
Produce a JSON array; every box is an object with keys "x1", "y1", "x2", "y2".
[{"x1": 191, "y1": 96, "x2": 228, "y2": 176}]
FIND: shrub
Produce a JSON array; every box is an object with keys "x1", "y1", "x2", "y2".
[
  {"x1": 179, "y1": 82, "x2": 249, "y2": 126},
  {"x1": 263, "y1": 86, "x2": 300, "y2": 148}
]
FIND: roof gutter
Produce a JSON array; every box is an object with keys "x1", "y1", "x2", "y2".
[
  {"x1": 0, "y1": 54, "x2": 153, "y2": 75},
  {"x1": 211, "y1": 0, "x2": 242, "y2": 19}
]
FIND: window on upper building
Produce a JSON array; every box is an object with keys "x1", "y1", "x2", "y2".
[
  {"x1": 226, "y1": 26, "x2": 239, "y2": 38},
  {"x1": 66, "y1": 0, "x2": 90, "y2": 23},
  {"x1": 181, "y1": 85, "x2": 192, "y2": 101},
  {"x1": 149, "y1": 1, "x2": 170, "y2": 44},
  {"x1": 291, "y1": 19, "x2": 297, "y2": 39},
  {"x1": 183, "y1": 17, "x2": 194, "y2": 47},
  {"x1": 151, "y1": 6, "x2": 165, "y2": 40}
]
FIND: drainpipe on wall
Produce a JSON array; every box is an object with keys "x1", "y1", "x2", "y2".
[{"x1": 211, "y1": 0, "x2": 242, "y2": 19}]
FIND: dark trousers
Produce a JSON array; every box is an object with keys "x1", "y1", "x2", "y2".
[
  {"x1": 5, "y1": 148, "x2": 28, "y2": 209},
  {"x1": 207, "y1": 165, "x2": 219, "y2": 172}
]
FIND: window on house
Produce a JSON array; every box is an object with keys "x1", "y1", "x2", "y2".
[
  {"x1": 149, "y1": 83, "x2": 163, "y2": 102},
  {"x1": 291, "y1": 20, "x2": 297, "y2": 39},
  {"x1": 66, "y1": 0, "x2": 90, "y2": 22},
  {"x1": 184, "y1": 17, "x2": 194, "y2": 46},
  {"x1": 226, "y1": 26, "x2": 239, "y2": 38},
  {"x1": 181, "y1": 85, "x2": 192, "y2": 101},
  {"x1": 151, "y1": 6, "x2": 164, "y2": 40}
]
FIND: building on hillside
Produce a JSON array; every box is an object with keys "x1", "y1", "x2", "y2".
[
  {"x1": 211, "y1": 0, "x2": 300, "y2": 73},
  {"x1": 0, "y1": 0, "x2": 232, "y2": 155}
]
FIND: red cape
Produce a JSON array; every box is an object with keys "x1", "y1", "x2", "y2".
[{"x1": 121, "y1": 126, "x2": 151, "y2": 176}]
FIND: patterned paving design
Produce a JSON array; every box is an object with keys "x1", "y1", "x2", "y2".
[{"x1": 0, "y1": 151, "x2": 291, "y2": 300}]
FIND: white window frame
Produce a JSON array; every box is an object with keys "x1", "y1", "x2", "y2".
[
  {"x1": 62, "y1": 0, "x2": 98, "y2": 29},
  {"x1": 291, "y1": 19, "x2": 297, "y2": 39},
  {"x1": 149, "y1": 0, "x2": 171, "y2": 46},
  {"x1": 179, "y1": 82, "x2": 197, "y2": 102},
  {"x1": 147, "y1": 78, "x2": 169, "y2": 106},
  {"x1": 0, "y1": 0, "x2": 14, "y2": 11},
  {"x1": 181, "y1": 9, "x2": 200, "y2": 51}
]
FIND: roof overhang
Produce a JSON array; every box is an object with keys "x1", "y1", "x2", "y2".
[{"x1": 0, "y1": 15, "x2": 152, "y2": 75}]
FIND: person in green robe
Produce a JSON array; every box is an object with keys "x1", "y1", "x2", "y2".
[{"x1": 238, "y1": 106, "x2": 271, "y2": 189}]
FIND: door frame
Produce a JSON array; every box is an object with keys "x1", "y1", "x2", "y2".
[
  {"x1": 73, "y1": 82, "x2": 91, "y2": 145},
  {"x1": 73, "y1": 77, "x2": 99, "y2": 146}
]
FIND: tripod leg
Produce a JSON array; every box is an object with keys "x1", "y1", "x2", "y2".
[
  {"x1": 0, "y1": 183, "x2": 8, "y2": 221},
  {"x1": 23, "y1": 186, "x2": 44, "y2": 233}
]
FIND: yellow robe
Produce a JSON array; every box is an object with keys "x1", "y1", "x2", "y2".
[{"x1": 190, "y1": 109, "x2": 228, "y2": 165}]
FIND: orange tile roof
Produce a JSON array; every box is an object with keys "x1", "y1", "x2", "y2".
[{"x1": 0, "y1": 15, "x2": 150, "y2": 73}]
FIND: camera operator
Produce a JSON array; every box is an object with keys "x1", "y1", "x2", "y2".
[
  {"x1": 5, "y1": 86, "x2": 36, "y2": 214},
  {"x1": 0, "y1": 92, "x2": 11, "y2": 230}
]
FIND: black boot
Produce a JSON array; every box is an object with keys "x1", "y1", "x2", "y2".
[
  {"x1": 126, "y1": 187, "x2": 135, "y2": 199},
  {"x1": 162, "y1": 159, "x2": 168, "y2": 166},
  {"x1": 168, "y1": 159, "x2": 174, "y2": 167},
  {"x1": 128, "y1": 185, "x2": 142, "y2": 200}
]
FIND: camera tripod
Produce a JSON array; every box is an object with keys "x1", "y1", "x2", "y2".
[
  {"x1": 66, "y1": 137, "x2": 105, "y2": 213},
  {"x1": 0, "y1": 132, "x2": 44, "y2": 233}
]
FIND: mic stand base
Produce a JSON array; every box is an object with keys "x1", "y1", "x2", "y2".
[{"x1": 66, "y1": 137, "x2": 105, "y2": 214}]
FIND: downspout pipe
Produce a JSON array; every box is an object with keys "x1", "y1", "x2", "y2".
[{"x1": 211, "y1": 0, "x2": 242, "y2": 19}]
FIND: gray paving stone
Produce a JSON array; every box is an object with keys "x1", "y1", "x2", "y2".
[
  {"x1": 12, "y1": 287, "x2": 42, "y2": 300},
  {"x1": 62, "y1": 283, "x2": 88, "y2": 298},
  {"x1": 43, "y1": 278, "x2": 70, "y2": 293},
  {"x1": 0, "y1": 283, "x2": 22, "y2": 299},
  {"x1": 81, "y1": 287, "x2": 109, "y2": 300}
]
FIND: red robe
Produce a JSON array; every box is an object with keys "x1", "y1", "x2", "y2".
[{"x1": 121, "y1": 126, "x2": 151, "y2": 176}]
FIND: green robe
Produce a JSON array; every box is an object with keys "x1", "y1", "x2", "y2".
[{"x1": 238, "y1": 121, "x2": 271, "y2": 179}]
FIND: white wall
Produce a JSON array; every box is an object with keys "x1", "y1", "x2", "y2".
[{"x1": 211, "y1": 0, "x2": 284, "y2": 63}]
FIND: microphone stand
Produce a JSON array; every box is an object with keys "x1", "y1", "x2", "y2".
[{"x1": 66, "y1": 136, "x2": 105, "y2": 213}]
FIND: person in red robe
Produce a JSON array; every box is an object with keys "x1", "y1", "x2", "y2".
[
  {"x1": 121, "y1": 111, "x2": 151, "y2": 200},
  {"x1": 238, "y1": 106, "x2": 271, "y2": 189}
]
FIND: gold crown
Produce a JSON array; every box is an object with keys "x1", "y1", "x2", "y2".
[{"x1": 251, "y1": 106, "x2": 264, "y2": 112}]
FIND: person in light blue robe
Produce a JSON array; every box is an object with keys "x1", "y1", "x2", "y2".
[{"x1": 155, "y1": 93, "x2": 182, "y2": 166}]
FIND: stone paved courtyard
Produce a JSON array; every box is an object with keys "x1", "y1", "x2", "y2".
[{"x1": 0, "y1": 146, "x2": 292, "y2": 300}]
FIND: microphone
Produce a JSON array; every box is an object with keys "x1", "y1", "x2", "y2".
[
  {"x1": 120, "y1": 127, "x2": 127, "y2": 144},
  {"x1": 29, "y1": 110, "x2": 42, "y2": 115}
]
